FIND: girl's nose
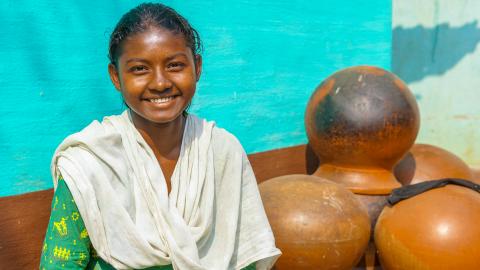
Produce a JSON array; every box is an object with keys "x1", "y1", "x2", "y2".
[{"x1": 148, "y1": 68, "x2": 172, "y2": 91}]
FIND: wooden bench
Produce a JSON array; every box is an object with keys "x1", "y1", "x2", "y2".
[
  {"x1": 3, "y1": 144, "x2": 479, "y2": 269},
  {"x1": 0, "y1": 144, "x2": 316, "y2": 269}
]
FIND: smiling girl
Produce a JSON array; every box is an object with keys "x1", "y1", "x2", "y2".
[{"x1": 40, "y1": 3, "x2": 280, "y2": 270}]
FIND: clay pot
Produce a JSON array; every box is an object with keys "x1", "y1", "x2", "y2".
[
  {"x1": 394, "y1": 143, "x2": 474, "y2": 185},
  {"x1": 351, "y1": 194, "x2": 388, "y2": 269},
  {"x1": 473, "y1": 167, "x2": 480, "y2": 183},
  {"x1": 305, "y1": 66, "x2": 420, "y2": 195},
  {"x1": 259, "y1": 175, "x2": 370, "y2": 270},
  {"x1": 375, "y1": 184, "x2": 480, "y2": 270},
  {"x1": 354, "y1": 194, "x2": 388, "y2": 238}
]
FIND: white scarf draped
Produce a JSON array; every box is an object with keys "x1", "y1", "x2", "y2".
[{"x1": 51, "y1": 111, "x2": 280, "y2": 270}]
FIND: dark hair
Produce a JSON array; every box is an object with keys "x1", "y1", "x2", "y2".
[{"x1": 108, "y1": 3, "x2": 202, "y2": 66}]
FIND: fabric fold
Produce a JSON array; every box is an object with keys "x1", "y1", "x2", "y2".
[{"x1": 51, "y1": 110, "x2": 280, "y2": 270}]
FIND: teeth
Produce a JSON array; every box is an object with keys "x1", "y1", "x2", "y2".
[{"x1": 150, "y1": 97, "x2": 174, "y2": 103}]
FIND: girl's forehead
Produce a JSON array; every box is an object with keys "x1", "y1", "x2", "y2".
[{"x1": 120, "y1": 28, "x2": 190, "y2": 57}]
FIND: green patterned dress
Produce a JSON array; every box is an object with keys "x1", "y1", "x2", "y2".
[{"x1": 40, "y1": 177, "x2": 256, "y2": 270}]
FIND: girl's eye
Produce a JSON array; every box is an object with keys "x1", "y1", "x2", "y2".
[
  {"x1": 167, "y1": 62, "x2": 185, "y2": 71},
  {"x1": 129, "y1": 65, "x2": 148, "y2": 73}
]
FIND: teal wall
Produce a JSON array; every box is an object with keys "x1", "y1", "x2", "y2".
[{"x1": 0, "y1": 0, "x2": 391, "y2": 196}]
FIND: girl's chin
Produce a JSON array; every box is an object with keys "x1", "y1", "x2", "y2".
[{"x1": 133, "y1": 111, "x2": 185, "y2": 126}]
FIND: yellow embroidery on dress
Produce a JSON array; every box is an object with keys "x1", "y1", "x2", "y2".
[
  {"x1": 53, "y1": 196, "x2": 59, "y2": 210},
  {"x1": 62, "y1": 203, "x2": 66, "y2": 210},
  {"x1": 80, "y1": 229, "x2": 89, "y2": 239},
  {"x1": 78, "y1": 252, "x2": 87, "y2": 264},
  {"x1": 71, "y1": 212, "x2": 79, "y2": 221},
  {"x1": 43, "y1": 242, "x2": 48, "y2": 252},
  {"x1": 53, "y1": 217, "x2": 68, "y2": 236},
  {"x1": 53, "y1": 246, "x2": 71, "y2": 260}
]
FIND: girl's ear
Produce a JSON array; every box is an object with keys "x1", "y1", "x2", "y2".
[
  {"x1": 194, "y1": 55, "x2": 203, "y2": 82},
  {"x1": 108, "y1": 63, "x2": 121, "y2": 91}
]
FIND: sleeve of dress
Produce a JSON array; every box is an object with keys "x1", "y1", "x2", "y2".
[
  {"x1": 241, "y1": 262, "x2": 256, "y2": 270},
  {"x1": 40, "y1": 176, "x2": 92, "y2": 269}
]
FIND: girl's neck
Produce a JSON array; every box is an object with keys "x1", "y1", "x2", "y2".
[{"x1": 130, "y1": 110, "x2": 186, "y2": 160}]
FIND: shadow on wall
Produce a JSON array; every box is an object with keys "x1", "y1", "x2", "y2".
[{"x1": 392, "y1": 21, "x2": 480, "y2": 83}]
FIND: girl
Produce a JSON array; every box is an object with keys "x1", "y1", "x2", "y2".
[{"x1": 40, "y1": 3, "x2": 280, "y2": 270}]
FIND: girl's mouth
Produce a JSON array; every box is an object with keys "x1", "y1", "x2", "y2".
[{"x1": 148, "y1": 96, "x2": 175, "y2": 104}]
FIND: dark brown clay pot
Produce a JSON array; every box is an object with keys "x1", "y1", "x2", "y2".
[
  {"x1": 375, "y1": 184, "x2": 480, "y2": 269},
  {"x1": 394, "y1": 143, "x2": 474, "y2": 185},
  {"x1": 259, "y1": 174, "x2": 371, "y2": 270},
  {"x1": 305, "y1": 66, "x2": 420, "y2": 195}
]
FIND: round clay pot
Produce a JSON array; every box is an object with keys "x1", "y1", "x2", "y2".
[
  {"x1": 352, "y1": 194, "x2": 388, "y2": 269},
  {"x1": 259, "y1": 174, "x2": 371, "y2": 270},
  {"x1": 354, "y1": 194, "x2": 388, "y2": 239},
  {"x1": 394, "y1": 143, "x2": 474, "y2": 185},
  {"x1": 473, "y1": 167, "x2": 480, "y2": 183},
  {"x1": 375, "y1": 184, "x2": 480, "y2": 270},
  {"x1": 305, "y1": 66, "x2": 420, "y2": 195}
]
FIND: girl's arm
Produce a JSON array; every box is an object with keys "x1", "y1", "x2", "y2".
[
  {"x1": 242, "y1": 263, "x2": 256, "y2": 270},
  {"x1": 39, "y1": 176, "x2": 257, "y2": 270},
  {"x1": 40, "y1": 176, "x2": 92, "y2": 269}
]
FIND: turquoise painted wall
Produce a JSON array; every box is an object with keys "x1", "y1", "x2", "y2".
[{"x1": 0, "y1": 0, "x2": 391, "y2": 196}]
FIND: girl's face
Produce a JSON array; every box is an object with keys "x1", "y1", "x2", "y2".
[{"x1": 108, "y1": 27, "x2": 202, "y2": 125}]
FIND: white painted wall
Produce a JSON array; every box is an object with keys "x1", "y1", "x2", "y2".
[{"x1": 393, "y1": 0, "x2": 480, "y2": 166}]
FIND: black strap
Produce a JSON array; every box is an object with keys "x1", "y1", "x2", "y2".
[{"x1": 388, "y1": 178, "x2": 480, "y2": 206}]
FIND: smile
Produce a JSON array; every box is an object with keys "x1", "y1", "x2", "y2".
[{"x1": 148, "y1": 96, "x2": 175, "y2": 104}]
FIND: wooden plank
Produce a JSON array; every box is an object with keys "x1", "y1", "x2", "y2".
[
  {"x1": 248, "y1": 144, "x2": 319, "y2": 183},
  {"x1": 0, "y1": 189, "x2": 53, "y2": 270}
]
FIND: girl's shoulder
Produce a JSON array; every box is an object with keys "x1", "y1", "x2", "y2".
[
  {"x1": 190, "y1": 114, "x2": 246, "y2": 158},
  {"x1": 187, "y1": 114, "x2": 240, "y2": 147},
  {"x1": 56, "y1": 112, "x2": 128, "y2": 148},
  {"x1": 211, "y1": 125, "x2": 250, "y2": 171},
  {"x1": 212, "y1": 126, "x2": 242, "y2": 150},
  {"x1": 71, "y1": 112, "x2": 127, "y2": 138}
]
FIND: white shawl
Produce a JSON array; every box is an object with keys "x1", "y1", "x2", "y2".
[{"x1": 51, "y1": 111, "x2": 280, "y2": 270}]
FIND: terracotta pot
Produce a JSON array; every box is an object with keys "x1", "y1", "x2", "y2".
[
  {"x1": 394, "y1": 143, "x2": 474, "y2": 185},
  {"x1": 352, "y1": 194, "x2": 387, "y2": 270},
  {"x1": 473, "y1": 167, "x2": 480, "y2": 183},
  {"x1": 259, "y1": 175, "x2": 370, "y2": 270},
  {"x1": 305, "y1": 66, "x2": 420, "y2": 195},
  {"x1": 375, "y1": 184, "x2": 480, "y2": 270},
  {"x1": 354, "y1": 194, "x2": 388, "y2": 239}
]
